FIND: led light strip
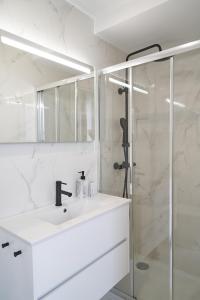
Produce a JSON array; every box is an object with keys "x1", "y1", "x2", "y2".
[{"x1": 1, "y1": 36, "x2": 91, "y2": 74}]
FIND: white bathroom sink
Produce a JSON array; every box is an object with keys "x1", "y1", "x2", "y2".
[
  {"x1": 0, "y1": 193, "x2": 130, "y2": 243},
  {"x1": 36, "y1": 199, "x2": 107, "y2": 225}
]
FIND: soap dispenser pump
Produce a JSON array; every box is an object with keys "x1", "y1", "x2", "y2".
[
  {"x1": 79, "y1": 171, "x2": 85, "y2": 180},
  {"x1": 76, "y1": 171, "x2": 88, "y2": 198}
]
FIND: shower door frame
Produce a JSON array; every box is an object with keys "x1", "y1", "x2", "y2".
[{"x1": 99, "y1": 39, "x2": 200, "y2": 300}]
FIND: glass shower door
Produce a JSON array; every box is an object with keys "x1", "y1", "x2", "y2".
[
  {"x1": 173, "y1": 49, "x2": 200, "y2": 300},
  {"x1": 99, "y1": 45, "x2": 200, "y2": 300},
  {"x1": 132, "y1": 59, "x2": 171, "y2": 300},
  {"x1": 100, "y1": 67, "x2": 134, "y2": 298}
]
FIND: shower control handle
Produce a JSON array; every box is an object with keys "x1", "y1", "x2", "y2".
[
  {"x1": 113, "y1": 162, "x2": 123, "y2": 170},
  {"x1": 114, "y1": 162, "x2": 130, "y2": 170}
]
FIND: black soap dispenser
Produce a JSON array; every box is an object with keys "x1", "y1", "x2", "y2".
[
  {"x1": 76, "y1": 171, "x2": 88, "y2": 198},
  {"x1": 79, "y1": 171, "x2": 85, "y2": 180}
]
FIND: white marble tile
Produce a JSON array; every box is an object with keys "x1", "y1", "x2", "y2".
[
  {"x1": 0, "y1": 143, "x2": 98, "y2": 218},
  {"x1": 0, "y1": 0, "x2": 124, "y2": 69}
]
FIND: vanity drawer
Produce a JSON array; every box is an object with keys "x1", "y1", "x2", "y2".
[
  {"x1": 33, "y1": 204, "x2": 129, "y2": 298},
  {"x1": 40, "y1": 239, "x2": 129, "y2": 300},
  {"x1": 0, "y1": 228, "x2": 34, "y2": 300}
]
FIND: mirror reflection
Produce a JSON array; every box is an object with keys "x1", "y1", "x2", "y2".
[
  {"x1": 0, "y1": 30, "x2": 94, "y2": 143},
  {"x1": 77, "y1": 78, "x2": 95, "y2": 142},
  {"x1": 58, "y1": 83, "x2": 76, "y2": 142}
]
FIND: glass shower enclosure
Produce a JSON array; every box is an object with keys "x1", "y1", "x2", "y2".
[{"x1": 99, "y1": 41, "x2": 200, "y2": 300}]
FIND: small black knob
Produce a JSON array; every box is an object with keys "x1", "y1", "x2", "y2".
[
  {"x1": 14, "y1": 250, "x2": 22, "y2": 257},
  {"x1": 113, "y1": 162, "x2": 122, "y2": 170},
  {"x1": 2, "y1": 242, "x2": 9, "y2": 248}
]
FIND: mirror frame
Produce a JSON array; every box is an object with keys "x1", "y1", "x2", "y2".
[{"x1": 37, "y1": 73, "x2": 95, "y2": 143}]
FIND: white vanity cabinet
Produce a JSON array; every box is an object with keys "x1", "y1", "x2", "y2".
[
  {"x1": 0, "y1": 195, "x2": 130, "y2": 300},
  {"x1": 0, "y1": 228, "x2": 34, "y2": 300}
]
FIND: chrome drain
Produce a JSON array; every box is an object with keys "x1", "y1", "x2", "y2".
[{"x1": 136, "y1": 262, "x2": 149, "y2": 270}]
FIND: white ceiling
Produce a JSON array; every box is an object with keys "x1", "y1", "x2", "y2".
[
  {"x1": 67, "y1": 0, "x2": 200, "y2": 54},
  {"x1": 67, "y1": 0, "x2": 167, "y2": 32}
]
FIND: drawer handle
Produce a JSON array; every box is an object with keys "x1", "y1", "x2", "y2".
[
  {"x1": 2, "y1": 242, "x2": 9, "y2": 248},
  {"x1": 14, "y1": 250, "x2": 22, "y2": 257}
]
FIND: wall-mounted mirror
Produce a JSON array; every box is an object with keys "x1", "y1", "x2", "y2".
[{"x1": 0, "y1": 29, "x2": 95, "y2": 143}]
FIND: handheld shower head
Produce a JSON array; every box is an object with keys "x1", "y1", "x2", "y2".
[
  {"x1": 114, "y1": 117, "x2": 130, "y2": 198},
  {"x1": 120, "y1": 117, "x2": 127, "y2": 130},
  {"x1": 120, "y1": 117, "x2": 127, "y2": 145}
]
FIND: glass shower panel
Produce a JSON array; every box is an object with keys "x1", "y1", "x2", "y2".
[
  {"x1": 132, "y1": 60, "x2": 170, "y2": 300},
  {"x1": 58, "y1": 82, "x2": 76, "y2": 142},
  {"x1": 77, "y1": 77, "x2": 95, "y2": 142},
  {"x1": 173, "y1": 49, "x2": 200, "y2": 300},
  {"x1": 100, "y1": 68, "x2": 133, "y2": 297},
  {"x1": 100, "y1": 69, "x2": 128, "y2": 197},
  {"x1": 40, "y1": 88, "x2": 57, "y2": 142}
]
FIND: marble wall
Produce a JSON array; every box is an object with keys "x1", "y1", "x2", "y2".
[
  {"x1": 0, "y1": 143, "x2": 97, "y2": 218},
  {"x1": 0, "y1": 0, "x2": 124, "y2": 219},
  {"x1": 0, "y1": 0, "x2": 124, "y2": 69}
]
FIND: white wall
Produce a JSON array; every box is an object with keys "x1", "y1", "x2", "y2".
[{"x1": 0, "y1": 0, "x2": 124, "y2": 219}]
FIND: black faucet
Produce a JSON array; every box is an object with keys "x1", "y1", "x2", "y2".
[{"x1": 56, "y1": 181, "x2": 72, "y2": 206}]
